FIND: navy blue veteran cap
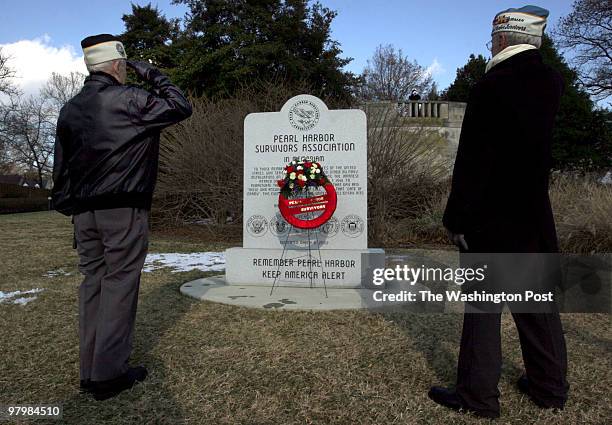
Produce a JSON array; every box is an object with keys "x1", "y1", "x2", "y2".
[
  {"x1": 81, "y1": 34, "x2": 127, "y2": 66},
  {"x1": 492, "y1": 5, "x2": 549, "y2": 37}
]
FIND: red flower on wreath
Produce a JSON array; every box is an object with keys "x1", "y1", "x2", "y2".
[{"x1": 277, "y1": 159, "x2": 332, "y2": 199}]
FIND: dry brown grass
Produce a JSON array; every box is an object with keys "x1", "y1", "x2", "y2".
[
  {"x1": 550, "y1": 174, "x2": 612, "y2": 254},
  {"x1": 384, "y1": 173, "x2": 612, "y2": 253},
  {"x1": 0, "y1": 212, "x2": 610, "y2": 424}
]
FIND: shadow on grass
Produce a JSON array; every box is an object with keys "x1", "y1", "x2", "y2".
[
  {"x1": 60, "y1": 277, "x2": 195, "y2": 424},
  {"x1": 563, "y1": 315, "x2": 612, "y2": 355},
  {"x1": 385, "y1": 312, "x2": 462, "y2": 385},
  {"x1": 385, "y1": 310, "x2": 525, "y2": 389}
]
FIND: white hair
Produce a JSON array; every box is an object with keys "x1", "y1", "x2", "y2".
[
  {"x1": 497, "y1": 31, "x2": 542, "y2": 48},
  {"x1": 86, "y1": 58, "x2": 125, "y2": 74}
]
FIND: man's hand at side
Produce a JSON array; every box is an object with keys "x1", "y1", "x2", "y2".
[{"x1": 447, "y1": 229, "x2": 469, "y2": 251}]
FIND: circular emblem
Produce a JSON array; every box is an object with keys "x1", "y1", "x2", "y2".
[
  {"x1": 288, "y1": 99, "x2": 320, "y2": 131},
  {"x1": 246, "y1": 215, "x2": 268, "y2": 237},
  {"x1": 115, "y1": 43, "x2": 126, "y2": 57},
  {"x1": 341, "y1": 215, "x2": 364, "y2": 238},
  {"x1": 269, "y1": 216, "x2": 290, "y2": 236},
  {"x1": 319, "y1": 217, "x2": 339, "y2": 238}
]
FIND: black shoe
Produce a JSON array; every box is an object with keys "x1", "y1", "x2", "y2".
[
  {"x1": 92, "y1": 366, "x2": 148, "y2": 401},
  {"x1": 517, "y1": 375, "x2": 564, "y2": 410},
  {"x1": 517, "y1": 375, "x2": 529, "y2": 395},
  {"x1": 80, "y1": 379, "x2": 94, "y2": 393},
  {"x1": 428, "y1": 387, "x2": 500, "y2": 419}
]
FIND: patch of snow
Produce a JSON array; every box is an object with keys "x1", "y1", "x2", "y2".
[
  {"x1": 183, "y1": 217, "x2": 235, "y2": 225},
  {"x1": 12, "y1": 296, "x2": 39, "y2": 305},
  {"x1": 0, "y1": 288, "x2": 45, "y2": 305},
  {"x1": 599, "y1": 171, "x2": 612, "y2": 185},
  {"x1": 143, "y1": 252, "x2": 225, "y2": 273},
  {"x1": 184, "y1": 218, "x2": 215, "y2": 225},
  {"x1": 44, "y1": 268, "x2": 73, "y2": 278}
]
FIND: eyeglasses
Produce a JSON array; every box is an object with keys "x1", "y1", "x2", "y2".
[{"x1": 486, "y1": 40, "x2": 492, "y2": 51}]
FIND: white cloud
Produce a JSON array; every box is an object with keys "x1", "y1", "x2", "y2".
[
  {"x1": 426, "y1": 58, "x2": 446, "y2": 77},
  {"x1": 0, "y1": 34, "x2": 86, "y2": 97}
]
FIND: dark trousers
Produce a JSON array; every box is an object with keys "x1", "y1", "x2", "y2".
[
  {"x1": 455, "y1": 231, "x2": 569, "y2": 415},
  {"x1": 74, "y1": 207, "x2": 149, "y2": 382},
  {"x1": 456, "y1": 310, "x2": 569, "y2": 415}
]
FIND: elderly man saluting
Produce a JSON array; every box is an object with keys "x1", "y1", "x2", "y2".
[
  {"x1": 429, "y1": 6, "x2": 569, "y2": 419},
  {"x1": 52, "y1": 34, "x2": 192, "y2": 400}
]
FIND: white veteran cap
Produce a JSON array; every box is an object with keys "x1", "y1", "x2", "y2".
[
  {"x1": 492, "y1": 5, "x2": 549, "y2": 37},
  {"x1": 81, "y1": 34, "x2": 127, "y2": 66}
]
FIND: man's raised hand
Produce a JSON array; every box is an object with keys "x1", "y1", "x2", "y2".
[{"x1": 126, "y1": 60, "x2": 160, "y2": 82}]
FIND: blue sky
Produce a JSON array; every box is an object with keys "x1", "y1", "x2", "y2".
[{"x1": 0, "y1": 0, "x2": 575, "y2": 95}]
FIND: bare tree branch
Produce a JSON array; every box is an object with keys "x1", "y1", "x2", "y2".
[
  {"x1": 356, "y1": 44, "x2": 433, "y2": 102},
  {"x1": 0, "y1": 71, "x2": 84, "y2": 181},
  {"x1": 0, "y1": 94, "x2": 56, "y2": 186},
  {"x1": 554, "y1": 0, "x2": 612, "y2": 100},
  {"x1": 40, "y1": 71, "x2": 86, "y2": 112},
  {"x1": 0, "y1": 47, "x2": 19, "y2": 97}
]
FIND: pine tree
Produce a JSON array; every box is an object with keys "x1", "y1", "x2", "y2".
[
  {"x1": 427, "y1": 82, "x2": 440, "y2": 100},
  {"x1": 158, "y1": 0, "x2": 359, "y2": 102},
  {"x1": 539, "y1": 35, "x2": 611, "y2": 170},
  {"x1": 121, "y1": 3, "x2": 179, "y2": 70},
  {"x1": 442, "y1": 54, "x2": 487, "y2": 102}
]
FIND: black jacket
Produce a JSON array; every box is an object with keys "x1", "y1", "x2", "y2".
[
  {"x1": 443, "y1": 49, "x2": 564, "y2": 253},
  {"x1": 52, "y1": 64, "x2": 192, "y2": 215}
]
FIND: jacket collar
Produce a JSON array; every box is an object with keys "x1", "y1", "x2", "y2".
[
  {"x1": 486, "y1": 48, "x2": 543, "y2": 74},
  {"x1": 486, "y1": 44, "x2": 537, "y2": 73},
  {"x1": 84, "y1": 71, "x2": 122, "y2": 86}
]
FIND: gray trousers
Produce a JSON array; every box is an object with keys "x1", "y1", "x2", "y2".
[{"x1": 74, "y1": 207, "x2": 149, "y2": 382}]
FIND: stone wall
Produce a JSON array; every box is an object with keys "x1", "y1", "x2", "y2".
[{"x1": 362, "y1": 101, "x2": 467, "y2": 156}]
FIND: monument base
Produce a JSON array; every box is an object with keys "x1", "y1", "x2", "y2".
[
  {"x1": 225, "y1": 247, "x2": 385, "y2": 288},
  {"x1": 180, "y1": 275, "x2": 374, "y2": 310}
]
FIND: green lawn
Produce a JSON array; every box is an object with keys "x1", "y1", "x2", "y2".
[{"x1": 0, "y1": 212, "x2": 610, "y2": 424}]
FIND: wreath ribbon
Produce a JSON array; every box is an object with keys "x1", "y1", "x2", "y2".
[{"x1": 278, "y1": 183, "x2": 337, "y2": 229}]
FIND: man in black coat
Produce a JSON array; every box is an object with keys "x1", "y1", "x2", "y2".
[
  {"x1": 428, "y1": 6, "x2": 569, "y2": 418},
  {"x1": 52, "y1": 34, "x2": 192, "y2": 400}
]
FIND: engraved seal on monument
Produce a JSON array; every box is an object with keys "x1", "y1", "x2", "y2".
[
  {"x1": 341, "y1": 214, "x2": 365, "y2": 238},
  {"x1": 288, "y1": 99, "x2": 320, "y2": 131},
  {"x1": 246, "y1": 215, "x2": 268, "y2": 237}
]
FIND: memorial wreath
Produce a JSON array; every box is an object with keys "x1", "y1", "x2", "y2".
[{"x1": 276, "y1": 159, "x2": 337, "y2": 229}]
